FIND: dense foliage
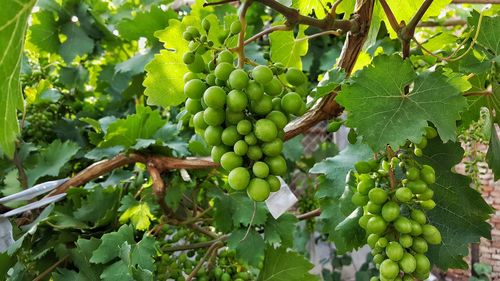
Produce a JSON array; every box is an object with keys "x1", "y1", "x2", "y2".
[{"x1": 0, "y1": 0, "x2": 499, "y2": 280}]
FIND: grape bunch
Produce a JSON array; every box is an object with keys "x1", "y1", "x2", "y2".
[
  {"x1": 181, "y1": 19, "x2": 309, "y2": 202},
  {"x1": 22, "y1": 103, "x2": 59, "y2": 143},
  {"x1": 351, "y1": 128, "x2": 442, "y2": 281}
]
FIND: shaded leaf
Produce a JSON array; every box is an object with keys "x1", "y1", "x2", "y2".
[{"x1": 257, "y1": 246, "x2": 318, "y2": 281}]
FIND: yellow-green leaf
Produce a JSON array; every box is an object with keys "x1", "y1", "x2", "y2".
[
  {"x1": 269, "y1": 25, "x2": 308, "y2": 69},
  {"x1": 119, "y1": 203, "x2": 156, "y2": 231}
]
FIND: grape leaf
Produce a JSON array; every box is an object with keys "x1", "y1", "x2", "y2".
[
  {"x1": 0, "y1": 0, "x2": 37, "y2": 158},
  {"x1": 73, "y1": 186, "x2": 120, "y2": 227},
  {"x1": 100, "y1": 260, "x2": 133, "y2": 281},
  {"x1": 143, "y1": 16, "x2": 198, "y2": 107},
  {"x1": 59, "y1": 23, "x2": 94, "y2": 63},
  {"x1": 26, "y1": 140, "x2": 80, "y2": 186},
  {"x1": 117, "y1": 6, "x2": 177, "y2": 41},
  {"x1": 100, "y1": 106, "x2": 165, "y2": 148},
  {"x1": 470, "y1": 11, "x2": 500, "y2": 56},
  {"x1": 419, "y1": 139, "x2": 493, "y2": 270},
  {"x1": 257, "y1": 246, "x2": 318, "y2": 281},
  {"x1": 264, "y1": 213, "x2": 297, "y2": 247},
  {"x1": 90, "y1": 225, "x2": 135, "y2": 264},
  {"x1": 119, "y1": 203, "x2": 156, "y2": 231},
  {"x1": 337, "y1": 55, "x2": 467, "y2": 151},
  {"x1": 130, "y1": 236, "x2": 157, "y2": 272},
  {"x1": 29, "y1": 10, "x2": 60, "y2": 53},
  {"x1": 231, "y1": 192, "x2": 268, "y2": 227},
  {"x1": 486, "y1": 127, "x2": 500, "y2": 181},
  {"x1": 291, "y1": 0, "x2": 331, "y2": 19},
  {"x1": 269, "y1": 25, "x2": 308, "y2": 69},
  {"x1": 310, "y1": 142, "x2": 372, "y2": 199},
  {"x1": 282, "y1": 135, "x2": 304, "y2": 162},
  {"x1": 228, "y1": 229, "x2": 265, "y2": 266}
]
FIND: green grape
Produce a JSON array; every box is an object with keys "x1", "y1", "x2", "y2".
[
  {"x1": 205, "y1": 126, "x2": 223, "y2": 146},
  {"x1": 247, "y1": 145, "x2": 263, "y2": 160},
  {"x1": 183, "y1": 52, "x2": 195, "y2": 64},
  {"x1": 280, "y1": 92, "x2": 303, "y2": 115},
  {"x1": 215, "y1": 62, "x2": 234, "y2": 81},
  {"x1": 381, "y1": 201, "x2": 400, "y2": 222},
  {"x1": 266, "y1": 155, "x2": 287, "y2": 176},
  {"x1": 380, "y1": 259, "x2": 399, "y2": 279},
  {"x1": 386, "y1": 242, "x2": 404, "y2": 261},
  {"x1": 357, "y1": 178, "x2": 375, "y2": 195},
  {"x1": 254, "y1": 119, "x2": 278, "y2": 142},
  {"x1": 355, "y1": 161, "x2": 372, "y2": 173},
  {"x1": 266, "y1": 111, "x2": 288, "y2": 130},
  {"x1": 368, "y1": 188, "x2": 388, "y2": 205},
  {"x1": 203, "y1": 107, "x2": 225, "y2": 126},
  {"x1": 425, "y1": 126, "x2": 438, "y2": 139},
  {"x1": 247, "y1": 178, "x2": 271, "y2": 201},
  {"x1": 367, "y1": 201, "x2": 382, "y2": 214},
  {"x1": 187, "y1": 53, "x2": 206, "y2": 73},
  {"x1": 422, "y1": 224, "x2": 441, "y2": 245},
  {"x1": 262, "y1": 138, "x2": 283, "y2": 157},
  {"x1": 407, "y1": 180, "x2": 427, "y2": 194},
  {"x1": 395, "y1": 187, "x2": 413, "y2": 203},
  {"x1": 367, "y1": 234, "x2": 380, "y2": 248},
  {"x1": 352, "y1": 192, "x2": 369, "y2": 207},
  {"x1": 218, "y1": 50, "x2": 234, "y2": 64},
  {"x1": 410, "y1": 209, "x2": 427, "y2": 225},
  {"x1": 410, "y1": 220, "x2": 423, "y2": 236},
  {"x1": 416, "y1": 188, "x2": 434, "y2": 201},
  {"x1": 230, "y1": 21, "x2": 242, "y2": 34},
  {"x1": 220, "y1": 152, "x2": 243, "y2": 171},
  {"x1": 226, "y1": 90, "x2": 248, "y2": 112},
  {"x1": 377, "y1": 237, "x2": 388, "y2": 248},
  {"x1": 267, "y1": 175, "x2": 281, "y2": 192},
  {"x1": 366, "y1": 216, "x2": 387, "y2": 234},
  {"x1": 420, "y1": 165, "x2": 436, "y2": 185},
  {"x1": 186, "y1": 98, "x2": 203, "y2": 114},
  {"x1": 236, "y1": 120, "x2": 252, "y2": 135},
  {"x1": 399, "y1": 234, "x2": 413, "y2": 248},
  {"x1": 221, "y1": 126, "x2": 241, "y2": 146},
  {"x1": 264, "y1": 77, "x2": 283, "y2": 96},
  {"x1": 420, "y1": 199, "x2": 436, "y2": 210},
  {"x1": 250, "y1": 94, "x2": 273, "y2": 115},
  {"x1": 226, "y1": 110, "x2": 245, "y2": 125},
  {"x1": 252, "y1": 65, "x2": 273, "y2": 84},
  {"x1": 234, "y1": 140, "x2": 248, "y2": 156},
  {"x1": 394, "y1": 216, "x2": 412, "y2": 234},
  {"x1": 246, "y1": 80, "x2": 264, "y2": 100},
  {"x1": 202, "y1": 18, "x2": 211, "y2": 31},
  {"x1": 228, "y1": 167, "x2": 250, "y2": 190},
  {"x1": 228, "y1": 69, "x2": 249, "y2": 90},
  {"x1": 185, "y1": 79, "x2": 207, "y2": 99},
  {"x1": 244, "y1": 132, "x2": 258, "y2": 145},
  {"x1": 412, "y1": 237, "x2": 428, "y2": 253},
  {"x1": 253, "y1": 161, "x2": 270, "y2": 178},
  {"x1": 405, "y1": 167, "x2": 420, "y2": 181},
  {"x1": 416, "y1": 137, "x2": 427, "y2": 149},
  {"x1": 399, "y1": 253, "x2": 416, "y2": 273},
  {"x1": 285, "y1": 67, "x2": 307, "y2": 86},
  {"x1": 203, "y1": 86, "x2": 226, "y2": 108}
]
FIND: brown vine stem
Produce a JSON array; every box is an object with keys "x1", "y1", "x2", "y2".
[
  {"x1": 203, "y1": 0, "x2": 239, "y2": 7},
  {"x1": 295, "y1": 29, "x2": 343, "y2": 42},
  {"x1": 417, "y1": 18, "x2": 466, "y2": 27},
  {"x1": 33, "y1": 256, "x2": 68, "y2": 281},
  {"x1": 163, "y1": 235, "x2": 230, "y2": 252},
  {"x1": 378, "y1": 0, "x2": 400, "y2": 33},
  {"x1": 463, "y1": 90, "x2": 493, "y2": 97},
  {"x1": 186, "y1": 241, "x2": 224, "y2": 281},
  {"x1": 237, "y1": 0, "x2": 253, "y2": 68},
  {"x1": 296, "y1": 208, "x2": 321, "y2": 220},
  {"x1": 386, "y1": 146, "x2": 397, "y2": 191}
]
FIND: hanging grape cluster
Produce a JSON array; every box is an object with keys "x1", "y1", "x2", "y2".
[
  {"x1": 181, "y1": 18, "x2": 309, "y2": 202},
  {"x1": 351, "y1": 127, "x2": 442, "y2": 281}
]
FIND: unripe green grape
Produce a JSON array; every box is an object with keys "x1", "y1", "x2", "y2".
[
  {"x1": 399, "y1": 253, "x2": 416, "y2": 273},
  {"x1": 416, "y1": 137, "x2": 428, "y2": 149},
  {"x1": 230, "y1": 21, "x2": 242, "y2": 34},
  {"x1": 425, "y1": 126, "x2": 438, "y2": 139},
  {"x1": 422, "y1": 224, "x2": 441, "y2": 245},
  {"x1": 395, "y1": 187, "x2": 413, "y2": 203},
  {"x1": 327, "y1": 120, "x2": 343, "y2": 133},
  {"x1": 399, "y1": 234, "x2": 413, "y2": 248},
  {"x1": 220, "y1": 152, "x2": 243, "y2": 171},
  {"x1": 221, "y1": 126, "x2": 241, "y2": 146},
  {"x1": 262, "y1": 138, "x2": 283, "y2": 157},
  {"x1": 368, "y1": 188, "x2": 388, "y2": 205},
  {"x1": 266, "y1": 155, "x2": 287, "y2": 176},
  {"x1": 184, "y1": 79, "x2": 207, "y2": 99},
  {"x1": 205, "y1": 126, "x2": 223, "y2": 146},
  {"x1": 186, "y1": 98, "x2": 203, "y2": 114},
  {"x1": 247, "y1": 178, "x2": 270, "y2": 201},
  {"x1": 272, "y1": 97, "x2": 281, "y2": 111},
  {"x1": 184, "y1": 72, "x2": 198, "y2": 82},
  {"x1": 358, "y1": 214, "x2": 371, "y2": 229},
  {"x1": 410, "y1": 209, "x2": 427, "y2": 225},
  {"x1": 285, "y1": 67, "x2": 307, "y2": 86},
  {"x1": 264, "y1": 77, "x2": 283, "y2": 96},
  {"x1": 234, "y1": 140, "x2": 248, "y2": 156},
  {"x1": 193, "y1": 111, "x2": 208, "y2": 130},
  {"x1": 410, "y1": 220, "x2": 423, "y2": 236},
  {"x1": 357, "y1": 178, "x2": 375, "y2": 195},
  {"x1": 206, "y1": 73, "x2": 216, "y2": 86},
  {"x1": 254, "y1": 119, "x2": 278, "y2": 142},
  {"x1": 367, "y1": 234, "x2": 380, "y2": 248},
  {"x1": 351, "y1": 192, "x2": 369, "y2": 207},
  {"x1": 402, "y1": 275, "x2": 413, "y2": 281},
  {"x1": 236, "y1": 120, "x2": 252, "y2": 135},
  {"x1": 414, "y1": 254, "x2": 430, "y2": 274},
  {"x1": 202, "y1": 18, "x2": 211, "y2": 31},
  {"x1": 267, "y1": 175, "x2": 281, "y2": 192},
  {"x1": 366, "y1": 215, "x2": 387, "y2": 234},
  {"x1": 203, "y1": 107, "x2": 225, "y2": 126},
  {"x1": 394, "y1": 216, "x2": 412, "y2": 234},
  {"x1": 412, "y1": 237, "x2": 428, "y2": 254},
  {"x1": 414, "y1": 147, "x2": 423, "y2": 157},
  {"x1": 280, "y1": 92, "x2": 303, "y2": 116},
  {"x1": 416, "y1": 188, "x2": 434, "y2": 201},
  {"x1": 377, "y1": 237, "x2": 388, "y2": 248},
  {"x1": 226, "y1": 90, "x2": 248, "y2": 112},
  {"x1": 214, "y1": 62, "x2": 234, "y2": 81},
  {"x1": 228, "y1": 167, "x2": 250, "y2": 190},
  {"x1": 420, "y1": 165, "x2": 436, "y2": 185},
  {"x1": 203, "y1": 86, "x2": 226, "y2": 109},
  {"x1": 250, "y1": 94, "x2": 273, "y2": 115},
  {"x1": 381, "y1": 160, "x2": 391, "y2": 172},
  {"x1": 183, "y1": 31, "x2": 193, "y2": 41},
  {"x1": 253, "y1": 161, "x2": 270, "y2": 178},
  {"x1": 380, "y1": 259, "x2": 400, "y2": 280},
  {"x1": 228, "y1": 69, "x2": 249, "y2": 90},
  {"x1": 367, "y1": 201, "x2": 382, "y2": 214},
  {"x1": 405, "y1": 167, "x2": 420, "y2": 181},
  {"x1": 381, "y1": 201, "x2": 400, "y2": 222},
  {"x1": 244, "y1": 133, "x2": 258, "y2": 145},
  {"x1": 225, "y1": 110, "x2": 245, "y2": 125},
  {"x1": 407, "y1": 180, "x2": 427, "y2": 194},
  {"x1": 187, "y1": 53, "x2": 206, "y2": 73},
  {"x1": 183, "y1": 52, "x2": 195, "y2": 64},
  {"x1": 186, "y1": 26, "x2": 200, "y2": 38},
  {"x1": 246, "y1": 80, "x2": 264, "y2": 100},
  {"x1": 266, "y1": 111, "x2": 288, "y2": 130},
  {"x1": 247, "y1": 145, "x2": 263, "y2": 160},
  {"x1": 347, "y1": 128, "x2": 358, "y2": 144},
  {"x1": 218, "y1": 50, "x2": 234, "y2": 64},
  {"x1": 211, "y1": 145, "x2": 229, "y2": 163},
  {"x1": 420, "y1": 199, "x2": 436, "y2": 210},
  {"x1": 373, "y1": 254, "x2": 385, "y2": 265},
  {"x1": 386, "y1": 242, "x2": 404, "y2": 261},
  {"x1": 252, "y1": 65, "x2": 274, "y2": 84}
]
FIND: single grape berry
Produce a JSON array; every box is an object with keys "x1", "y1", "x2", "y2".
[
  {"x1": 399, "y1": 253, "x2": 416, "y2": 273},
  {"x1": 368, "y1": 188, "x2": 388, "y2": 205},
  {"x1": 236, "y1": 119, "x2": 252, "y2": 135},
  {"x1": 420, "y1": 165, "x2": 436, "y2": 185},
  {"x1": 406, "y1": 167, "x2": 420, "y2": 180},
  {"x1": 204, "y1": 126, "x2": 223, "y2": 146},
  {"x1": 357, "y1": 178, "x2": 375, "y2": 195},
  {"x1": 366, "y1": 201, "x2": 382, "y2": 214},
  {"x1": 266, "y1": 155, "x2": 287, "y2": 176},
  {"x1": 395, "y1": 187, "x2": 413, "y2": 203},
  {"x1": 266, "y1": 111, "x2": 288, "y2": 130},
  {"x1": 247, "y1": 145, "x2": 263, "y2": 160},
  {"x1": 264, "y1": 77, "x2": 283, "y2": 96},
  {"x1": 230, "y1": 21, "x2": 242, "y2": 34},
  {"x1": 233, "y1": 140, "x2": 248, "y2": 156},
  {"x1": 267, "y1": 175, "x2": 281, "y2": 192},
  {"x1": 211, "y1": 146, "x2": 228, "y2": 163},
  {"x1": 412, "y1": 237, "x2": 429, "y2": 253},
  {"x1": 226, "y1": 90, "x2": 248, "y2": 112},
  {"x1": 250, "y1": 95, "x2": 273, "y2": 115},
  {"x1": 246, "y1": 81, "x2": 264, "y2": 100},
  {"x1": 366, "y1": 216, "x2": 387, "y2": 234},
  {"x1": 214, "y1": 62, "x2": 234, "y2": 81},
  {"x1": 202, "y1": 18, "x2": 211, "y2": 31},
  {"x1": 217, "y1": 50, "x2": 234, "y2": 64},
  {"x1": 285, "y1": 67, "x2": 307, "y2": 86},
  {"x1": 281, "y1": 92, "x2": 303, "y2": 115},
  {"x1": 394, "y1": 216, "x2": 412, "y2": 234},
  {"x1": 254, "y1": 119, "x2": 278, "y2": 142},
  {"x1": 386, "y1": 242, "x2": 404, "y2": 261},
  {"x1": 221, "y1": 126, "x2": 240, "y2": 146},
  {"x1": 247, "y1": 178, "x2": 270, "y2": 202},
  {"x1": 184, "y1": 79, "x2": 207, "y2": 99},
  {"x1": 262, "y1": 138, "x2": 283, "y2": 157},
  {"x1": 203, "y1": 107, "x2": 225, "y2": 126},
  {"x1": 203, "y1": 86, "x2": 226, "y2": 109},
  {"x1": 220, "y1": 152, "x2": 243, "y2": 171},
  {"x1": 185, "y1": 98, "x2": 203, "y2": 114},
  {"x1": 183, "y1": 52, "x2": 195, "y2": 64},
  {"x1": 193, "y1": 111, "x2": 208, "y2": 130},
  {"x1": 352, "y1": 192, "x2": 369, "y2": 207},
  {"x1": 381, "y1": 201, "x2": 400, "y2": 222},
  {"x1": 253, "y1": 161, "x2": 270, "y2": 178},
  {"x1": 244, "y1": 133, "x2": 258, "y2": 145},
  {"x1": 228, "y1": 69, "x2": 249, "y2": 90},
  {"x1": 407, "y1": 180, "x2": 427, "y2": 194},
  {"x1": 380, "y1": 259, "x2": 400, "y2": 280},
  {"x1": 228, "y1": 167, "x2": 250, "y2": 190},
  {"x1": 252, "y1": 65, "x2": 274, "y2": 84}
]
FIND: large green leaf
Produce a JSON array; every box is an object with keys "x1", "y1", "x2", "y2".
[
  {"x1": 310, "y1": 142, "x2": 372, "y2": 198},
  {"x1": 58, "y1": 22, "x2": 94, "y2": 63},
  {"x1": 29, "y1": 10, "x2": 60, "y2": 53},
  {"x1": 291, "y1": 0, "x2": 331, "y2": 19},
  {"x1": 264, "y1": 213, "x2": 297, "y2": 247},
  {"x1": 486, "y1": 127, "x2": 500, "y2": 181},
  {"x1": 419, "y1": 139, "x2": 493, "y2": 269},
  {"x1": 100, "y1": 106, "x2": 165, "y2": 148},
  {"x1": 117, "y1": 6, "x2": 177, "y2": 41},
  {"x1": 26, "y1": 140, "x2": 80, "y2": 186},
  {"x1": 269, "y1": 25, "x2": 308, "y2": 69},
  {"x1": 0, "y1": 0, "x2": 37, "y2": 158},
  {"x1": 228, "y1": 229, "x2": 265, "y2": 266},
  {"x1": 143, "y1": 16, "x2": 199, "y2": 108},
  {"x1": 337, "y1": 55, "x2": 467, "y2": 151},
  {"x1": 90, "y1": 225, "x2": 135, "y2": 264},
  {"x1": 470, "y1": 11, "x2": 500, "y2": 56},
  {"x1": 257, "y1": 246, "x2": 318, "y2": 281}
]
